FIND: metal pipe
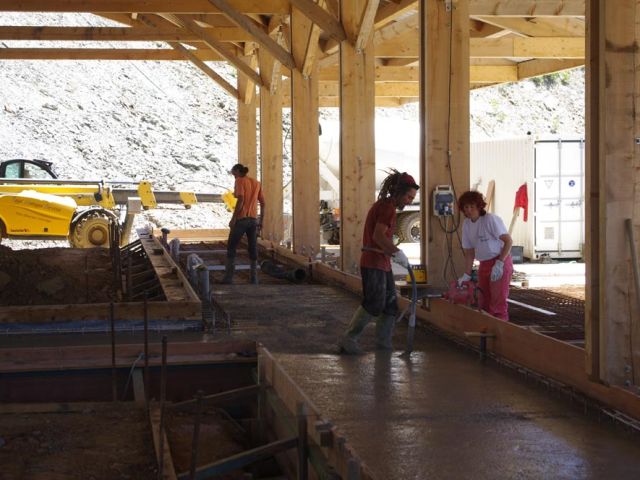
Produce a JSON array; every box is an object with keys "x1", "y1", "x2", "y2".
[
  {"x1": 189, "y1": 390, "x2": 204, "y2": 480},
  {"x1": 169, "y1": 238, "x2": 181, "y2": 261},
  {"x1": 260, "y1": 260, "x2": 307, "y2": 283},
  {"x1": 110, "y1": 302, "x2": 117, "y2": 401},
  {"x1": 158, "y1": 336, "x2": 168, "y2": 480}
]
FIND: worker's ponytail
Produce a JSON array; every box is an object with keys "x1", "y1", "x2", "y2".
[
  {"x1": 230, "y1": 163, "x2": 249, "y2": 177},
  {"x1": 378, "y1": 169, "x2": 419, "y2": 201}
]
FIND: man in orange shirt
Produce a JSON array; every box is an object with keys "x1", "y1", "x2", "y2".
[{"x1": 222, "y1": 163, "x2": 265, "y2": 284}]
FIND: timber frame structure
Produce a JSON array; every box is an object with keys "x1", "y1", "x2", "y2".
[{"x1": 1, "y1": 0, "x2": 639, "y2": 409}]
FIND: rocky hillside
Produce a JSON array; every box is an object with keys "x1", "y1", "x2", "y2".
[{"x1": 0, "y1": 13, "x2": 585, "y2": 247}]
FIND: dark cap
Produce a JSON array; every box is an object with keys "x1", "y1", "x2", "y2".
[{"x1": 399, "y1": 173, "x2": 419, "y2": 190}]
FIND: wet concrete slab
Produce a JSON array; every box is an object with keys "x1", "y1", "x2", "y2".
[{"x1": 276, "y1": 334, "x2": 640, "y2": 479}]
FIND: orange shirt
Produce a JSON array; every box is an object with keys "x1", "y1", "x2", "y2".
[{"x1": 234, "y1": 176, "x2": 264, "y2": 219}]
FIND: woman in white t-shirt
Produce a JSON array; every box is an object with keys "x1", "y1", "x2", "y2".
[{"x1": 458, "y1": 191, "x2": 513, "y2": 321}]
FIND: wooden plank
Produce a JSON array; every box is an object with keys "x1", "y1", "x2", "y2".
[
  {"x1": 0, "y1": 25, "x2": 251, "y2": 42},
  {"x1": 340, "y1": 0, "x2": 376, "y2": 275},
  {"x1": 259, "y1": 46, "x2": 285, "y2": 243},
  {"x1": 288, "y1": 0, "x2": 346, "y2": 42},
  {"x1": 0, "y1": 300, "x2": 200, "y2": 323},
  {"x1": 301, "y1": 0, "x2": 325, "y2": 77},
  {"x1": 290, "y1": 7, "x2": 321, "y2": 257},
  {"x1": 0, "y1": 340, "x2": 258, "y2": 373},
  {"x1": 259, "y1": 347, "x2": 376, "y2": 480},
  {"x1": 177, "y1": 14, "x2": 263, "y2": 86},
  {"x1": 468, "y1": 0, "x2": 585, "y2": 17},
  {"x1": 374, "y1": 0, "x2": 417, "y2": 29},
  {"x1": 0, "y1": 48, "x2": 224, "y2": 61},
  {"x1": 420, "y1": 0, "x2": 470, "y2": 288},
  {"x1": 0, "y1": 0, "x2": 290, "y2": 14},
  {"x1": 171, "y1": 41, "x2": 239, "y2": 98},
  {"x1": 517, "y1": 58, "x2": 584, "y2": 80},
  {"x1": 140, "y1": 233, "x2": 200, "y2": 302},
  {"x1": 160, "y1": 228, "x2": 229, "y2": 241},
  {"x1": 208, "y1": 0, "x2": 296, "y2": 71},
  {"x1": 472, "y1": 15, "x2": 586, "y2": 37}
]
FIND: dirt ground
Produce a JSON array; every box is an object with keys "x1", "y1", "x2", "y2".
[
  {"x1": 544, "y1": 284, "x2": 585, "y2": 301},
  {"x1": 0, "y1": 403, "x2": 156, "y2": 480},
  {"x1": 0, "y1": 246, "x2": 114, "y2": 306}
]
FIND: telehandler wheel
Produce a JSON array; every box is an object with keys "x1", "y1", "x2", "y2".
[
  {"x1": 69, "y1": 210, "x2": 116, "y2": 248},
  {"x1": 397, "y1": 212, "x2": 421, "y2": 243}
]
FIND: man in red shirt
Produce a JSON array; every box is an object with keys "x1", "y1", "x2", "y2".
[
  {"x1": 338, "y1": 170, "x2": 419, "y2": 354},
  {"x1": 222, "y1": 163, "x2": 265, "y2": 284}
]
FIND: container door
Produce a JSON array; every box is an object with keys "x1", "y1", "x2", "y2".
[{"x1": 534, "y1": 140, "x2": 584, "y2": 258}]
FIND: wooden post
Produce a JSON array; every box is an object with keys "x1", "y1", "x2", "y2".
[
  {"x1": 259, "y1": 45, "x2": 284, "y2": 244},
  {"x1": 419, "y1": 0, "x2": 470, "y2": 288},
  {"x1": 238, "y1": 49, "x2": 258, "y2": 176},
  {"x1": 339, "y1": 0, "x2": 376, "y2": 274},
  {"x1": 290, "y1": 5, "x2": 320, "y2": 257},
  {"x1": 586, "y1": 0, "x2": 639, "y2": 387}
]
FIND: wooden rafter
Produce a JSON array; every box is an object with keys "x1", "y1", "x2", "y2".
[
  {"x1": 473, "y1": 15, "x2": 585, "y2": 37},
  {"x1": 355, "y1": 0, "x2": 380, "y2": 52},
  {"x1": 0, "y1": 0, "x2": 290, "y2": 14},
  {"x1": 176, "y1": 14, "x2": 263, "y2": 86},
  {"x1": 374, "y1": 0, "x2": 417, "y2": 30},
  {"x1": 0, "y1": 48, "x2": 223, "y2": 60},
  {"x1": 0, "y1": 25, "x2": 252, "y2": 42},
  {"x1": 171, "y1": 42, "x2": 239, "y2": 98},
  {"x1": 288, "y1": 0, "x2": 346, "y2": 42},
  {"x1": 206, "y1": 0, "x2": 296, "y2": 71}
]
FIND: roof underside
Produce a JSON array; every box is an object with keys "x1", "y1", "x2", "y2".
[{"x1": 0, "y1": 0, "x2": 585, "y2": 106}]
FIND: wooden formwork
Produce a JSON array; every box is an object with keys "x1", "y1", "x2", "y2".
[
  {"x1": 0, "y1": 233, "x2": 201, "y2": 325},
  {"x1": 0, "y1": 340, "x2": 373, "y2": 479}
]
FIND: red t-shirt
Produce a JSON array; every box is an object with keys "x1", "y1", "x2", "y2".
[{"x1": 360, "y1": 199, "x2": 396, "y2": 271}]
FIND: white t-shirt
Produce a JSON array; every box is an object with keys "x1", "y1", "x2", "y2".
[{"x1": 461, "y1": 213, "x2": 508, "y2": 261}]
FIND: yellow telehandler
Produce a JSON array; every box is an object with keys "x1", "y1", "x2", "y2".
[{"x1": 0, "y1": 159, "x2": 222, "y2": 248}]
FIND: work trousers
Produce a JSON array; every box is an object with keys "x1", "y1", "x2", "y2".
[
  {"x1": 360, "y1": 267, "x2": 399, "y2": 317},
  {"x1": 477, "y1": 255, "x2": 513, "y2": 321},
  {"x1": 227, "y1": 217, "x2": 258, "y2": 261}
]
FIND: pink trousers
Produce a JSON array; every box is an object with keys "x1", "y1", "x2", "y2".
[{"x1": 477, "y1": 256, "x2": 513, "y2": 321}]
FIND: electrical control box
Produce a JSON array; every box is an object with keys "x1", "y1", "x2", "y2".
[{"x1": 432, "y1": 185, "x2": 455, "y2": 216}]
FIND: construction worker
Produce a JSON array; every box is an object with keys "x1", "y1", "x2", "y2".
[
  {"x1": 457, "y1": 190, "x2": 513, "y2": 321},
  {"x1": 338, "y1": 170, "x2": 419, "y2": 354},
  {"x1": 222, "y1": 163, "x2": 265, "y2": 285}
]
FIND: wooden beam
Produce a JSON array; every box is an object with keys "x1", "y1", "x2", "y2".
[
  {"x1": 420, "y1": 0, "x2": 470, "y2": 287},
  {"x1": 472, "y1": 15, "x2": 586, "y2": 37},
  {"x1": 319, "y1": 65, "x2": 419, "y2": 81},
  {"x1": 238, "y1": 51, "x2": 258, "y2": 174},
  {"x1": 0, "y1": 25, "x2": 252, "y2": 42},
  {"x1": 468, "y1": 0, "x2": 585, "y2": 17},
  {"x1": 340, "y1": 0, "x2": 376, "y2": 274},
  {"x1": 374, "y1": 0, "x2": 418, "y2": 29},
  {"x1": 207, "y1": 0, "x2": 296, "y2": 71},
  {"x1": 517, "y1": 58, "x2": 584, "y2": 80},
  {"x1": 585, "y1": 0, "x2": 637, "y2": 388},
  {"x1": 375, "y1": 34, "x2": 585, "y2": 58},
  {"x1": 355, "y1": 0, "x2": 380, "y2": 52},
  {"x1": 172, "y1": 42, "x2": 239, "y2": 98},
  {"x1": 301, "y1": 0, "x2": 326, "y2": 76},
  {"x1": 288, "y1": 0, "x2": 347, "y2": 42},
  {"x1": 176, "y1": 14, "x2": 263, "y2": 86},
  {"x1": 0, "y1": 0, "x2": 290, "y2": 14},
  {"x1": 259, "y1": 46, "x2": 284, "y2": 243},
  {"x1": 290, "y1": 6, "x2": 320, "y2": 256},
  {"x1": 0, "y1": 47, "x2": 224, "y2": 61}
]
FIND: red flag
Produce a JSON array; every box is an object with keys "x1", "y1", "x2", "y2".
[{"x1": 514, "y1": 183, "x2": 528, "y2": 222}]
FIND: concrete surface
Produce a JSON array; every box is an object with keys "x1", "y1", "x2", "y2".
[{"x1": 277, "y1": 333, "x2": 640, "y2": 479}]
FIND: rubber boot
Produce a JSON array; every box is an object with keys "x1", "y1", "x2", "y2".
[
  {"x1": 250, "y1": 260, "x2": 259, "y2": 285},
  {"x1": 221, "y1": 258, "x2": 235, "y2": 284},
  {"x1": 375, "y1": 314, "x2": 396, "y2": 350},
  {"x1": 338, "y1": 306, "x2": 375, "y2": 355}
]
